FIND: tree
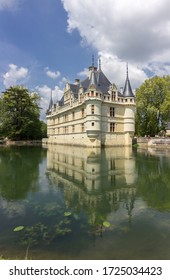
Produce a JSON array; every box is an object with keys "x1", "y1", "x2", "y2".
[
  {"x1": 40, "y1": 121, "x2": 47, "y2": 138},
  {"x1": 0, "y1": 86, "x2": 42, "y2": 140},
  {"x1": 135, "y1": 76, "x2": 170, "y2": 136}
]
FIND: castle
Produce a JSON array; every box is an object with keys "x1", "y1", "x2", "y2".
[{"x1": 46, "y1": 60, "x2": 136, "y2": 147}]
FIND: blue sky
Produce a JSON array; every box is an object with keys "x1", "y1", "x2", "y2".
[
  {"x1": 0, "y1": 0, "x2": 170, "y2": 119},
  {"x1": 0, "y1": 0, "x2": 92, "y2": 87}
]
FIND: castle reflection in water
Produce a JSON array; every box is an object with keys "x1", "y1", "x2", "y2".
[{"x1": 45, "y1": 145, "x2": 138, "y2": 224}]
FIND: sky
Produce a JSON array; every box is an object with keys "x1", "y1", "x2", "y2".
[{"x1": 0, "y1": 0, "x2": 170, "y2": 120}]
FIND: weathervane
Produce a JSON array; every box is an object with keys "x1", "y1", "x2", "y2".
[
  {"x1": 99, "y1": 55, "x2": 101, "y2": 70},
  {"x1": 92, "y1": 54, "x2": 94, "y2": 66}
]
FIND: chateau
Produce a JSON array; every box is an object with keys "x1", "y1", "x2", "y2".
[{"x1": 46, "y1": 61, "x2": 136, "y2": 147}]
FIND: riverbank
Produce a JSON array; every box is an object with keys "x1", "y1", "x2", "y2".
[
  {"x1": 134, "y1": 137, "x2": 170, "y2": 148},
  {"x1": 0, "y1": 140, "x2": 42, "y2": 146}
]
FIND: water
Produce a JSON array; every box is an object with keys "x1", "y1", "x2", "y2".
[{"x1": 0, "y1": 144, "x2": 170, "y2": 260}]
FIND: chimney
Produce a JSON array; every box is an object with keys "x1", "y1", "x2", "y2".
[{"x1": 75, "y1": 79, "x2": 80, "y2": 85}]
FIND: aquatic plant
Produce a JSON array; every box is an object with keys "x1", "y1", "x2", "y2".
[
  {"x1": 64, "y1": 211, "x2": 72, "y2": 217},
  {"x1": 13, "y1": 226, "x2": 24, "y2": 232},
  {"x1": 103, "y1": 221, "x2": 111, "y2": 228}
]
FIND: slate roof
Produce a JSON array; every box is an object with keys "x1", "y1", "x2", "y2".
[
  {"x1": 57, "y1": 64, "x2": 134, "y2": 105},
  {"x1": 67, "y1": 66, "x2": 112, "y2": 97},
  {"x1": 123, "y1": 66, "x2": 134, "y2": 97}
]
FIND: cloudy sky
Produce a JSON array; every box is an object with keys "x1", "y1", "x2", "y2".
[{"x1": 0, "y1": 0, "x2": 170, "y2": 119}]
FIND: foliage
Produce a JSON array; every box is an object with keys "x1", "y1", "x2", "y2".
[
  {"x1": 21, "y1": 220, "x2": 72, "y2": 247},
  {"x1": 135, "y1": 76, "x2": 170, "y2": 136},
  {"x1": 0, "y1": 86, "x2": 42, "y2": 140},
  {"x1": 40, "y1": 121, "x2": 47, "y2": 138}
]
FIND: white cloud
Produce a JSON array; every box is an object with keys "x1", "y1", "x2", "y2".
[
  {"x1": 0, "y1": 0, "x2": 21, "y2": 10},
  {"x1": 62, "y1": 0, "x2": 170, "y2": 87},
  {"x1": 45, "y1": 68, "x2": 61, "y2": 79},
  {"x1": 36, "y1": 85, "x2": 63, "y2": 120},
  {"x1": 78, "y1": 68, "x2": 88, "y2": 77},
  {"x1": 98, "y1": 51, "x2": 148, "y2": 89},
  {"x1": 36, "y1": 85, "x2": 51, "y2": 98},
  {"x1": 2, "y1": 64, "x2": 28, "y2": 88},
  {"x1": 59, "y1": 76, "x2": 68, "y2": 88},
  {"x1": 36, "y1": 85, "x2": 63, "y2": 101}
]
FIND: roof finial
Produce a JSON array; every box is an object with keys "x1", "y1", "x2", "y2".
[
  {"x1": 99, "y1": 55, "x2": 101, "y2": 71},
  {"x1": 126, "y1": 62, "x2": 129, "y2": 78},
  {"x1": 92, "y1": 54, "x2": 94, "y2": 66}
]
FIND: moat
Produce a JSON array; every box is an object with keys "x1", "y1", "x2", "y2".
[{"x1": 0, "y1": 145, "x2": 170, "y2": 259}]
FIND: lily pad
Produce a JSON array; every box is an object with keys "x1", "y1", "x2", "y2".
[
  {"x1": 13, "y1": 226, "x2": 24, "y2": 232},
  {"x1": 103, "y1": 221, "x2": 111, "y2": 228},
  {"x1": 64, "y1": 211, "x2": 71, "y2": 217}
]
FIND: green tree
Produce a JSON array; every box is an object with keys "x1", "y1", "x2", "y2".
[
  {"x1": 0, "y1": 86, "x2": 42, "y2": 140},
  {"x1": 40, "y1": 121, "x2": 47, "y2": 138},
  {"x1": 135, "y1": 76, "x2": 170, "y2": 136}
]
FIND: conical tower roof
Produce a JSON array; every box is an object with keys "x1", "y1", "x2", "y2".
[
  {"x1": 123, "y1": 65, "x2": 134, "y2": 97},
  {"x1": 48, "y1": 90, "x2": 53, "y2": 111}
]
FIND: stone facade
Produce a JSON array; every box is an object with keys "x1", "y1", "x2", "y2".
[{"x1": 46, "y1": 63, "x2": 136, "y2": 147}]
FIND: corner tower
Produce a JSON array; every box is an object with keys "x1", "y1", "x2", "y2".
[{"x1": 122, "y1": 64, "x2": 136, "y2": 145}]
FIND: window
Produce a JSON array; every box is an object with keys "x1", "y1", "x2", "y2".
[
  {"x1": 91, "y1": 91, "x2": 94, "y2": 96},
  {"x1": 82, "y1": 108, "x2": 84, "y2": 118},
  {"x1": 91, "y1": 104, "x2": 94, "y2": 114},
  {"x1": 64, "y1": 114, "x2": 67, "y2": 122},
  {"x1": 110, "y1": 159, "x2": 115, "y2": 170},
  {"x1": 110, "y1": 107, "x2": 115, "y2": 117},
  {"x1": 82, "y1": 123, "x2": 85, "y2": 132},
  {"x1": 112, "y1": 91, "x2": 116, "y2": 101},
  {"x1": 72, "y1": 111, "x2": 75, "y2": 120},
  {"x1": 92, "y1": 122, "x2": 94, "y2": 126},
  {"x1": 72, "y1": 125, "x2": 75, "y2": 133},
  {"x1": 110, "y1": 122, "x2": 115, "y2": 132}
]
